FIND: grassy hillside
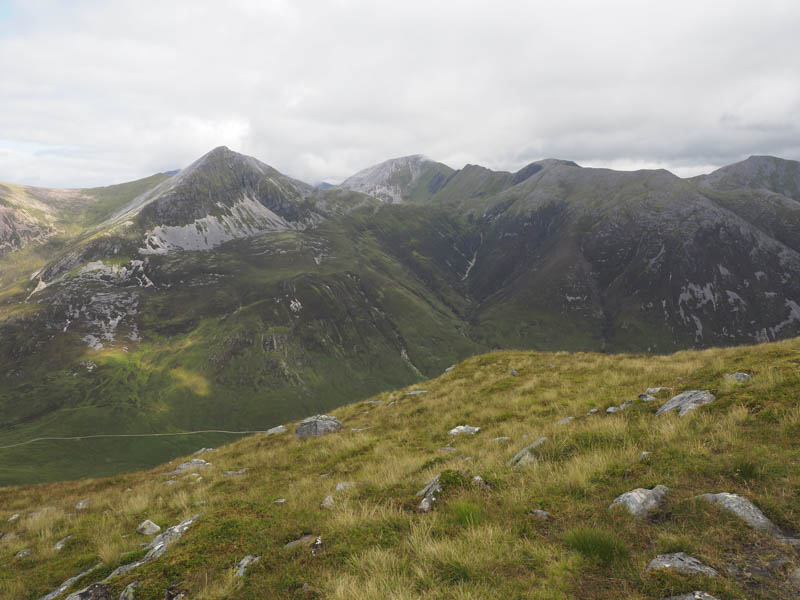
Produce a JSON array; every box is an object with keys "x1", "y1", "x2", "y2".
[{"x1": 2, "y1": 339, "x2": 799, "y2": 599}]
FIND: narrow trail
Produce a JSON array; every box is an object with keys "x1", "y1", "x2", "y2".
[{"x1": 0, "y1": 429, "x2": 269, "y2": 450}]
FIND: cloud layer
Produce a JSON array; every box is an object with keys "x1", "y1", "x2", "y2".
[{"x1": 1, "y1": 0, "x2": 799, "y2": 187}]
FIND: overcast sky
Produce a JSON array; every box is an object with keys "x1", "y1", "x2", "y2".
[{"x1": 1, "y1": 0, "x2": 799, "y2": 188}]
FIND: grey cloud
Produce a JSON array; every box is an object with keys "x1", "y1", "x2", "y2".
[{"x1": 1, "y1": 0, "x2": 799, "y2": 187}]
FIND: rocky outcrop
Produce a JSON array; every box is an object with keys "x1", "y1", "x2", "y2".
[
  {"x1": 724, "y1": 372, "x2": 752, "y2": 382},
  {"x1": 609, "y1": 485, "x2": 669, "y2": 518},
  {"x1": 661, "y1": 593, "x2": 719, "y2": 600},
  {"x1": 417, "y1": 474, "x2": 443, "y2": 512},
  {"x1": 119, "y1": 582, "x2": 139, "y2": 600},
  {"x1": 697, "y1": 492, "x2": 799, "y2": 544},
  {"x1": 646, "y1": 552, "x2": 718, "y2": 577},
  {"x1": 656, "y1": 391, "x2": 716, "y2": 416},
  {"x1": 284, "y1": 534, "x2": 318, "y2": 550},
  {"x1": 295, "y1": 415, "x2": 344, "y2": 439},
  {"x1": 507, "y1": 437, "x2": 548, "y2": 467},
  {"x1": 136, "y1": 519, "x2": 161, "y2": 535},
  {"x1": 66, "y1": 583, "x2": 111, "y2": 600},
  {"x1": 235, "y1": 555, "x2": 260, "y2": 577},
  {"x1": 448, "y1": 425, "x2": 480, "y2": 435},
  {"x1": 266, "y1": 425, "x2": 287, "y2": 435},
  {"x1": 169, "y1": 458, "x2": 211, "y2": 474}
]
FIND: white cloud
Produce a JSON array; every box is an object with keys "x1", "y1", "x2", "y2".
[{"x1": 1, "y1": 0, "x2": 799, "y2": 187}]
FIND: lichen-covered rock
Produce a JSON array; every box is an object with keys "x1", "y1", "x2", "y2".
[
  {"x1": 320, "y1": 495, "x2": 335, "y2": 510},
  {"x1": 448, "y1": 425, "x2": 480, "y2": 435},
  {"x1": 170, "y1": 458, "x2": 211, "y2": 474},
  {"x1": 284, "y1": 534, "x2": 318, "y2": 550},
  {"x1": 66, "y1": 583, "x2": 112, "y2": 600},
  {"x1": 266, "y1": 424, "x2": 287, "y2": 435},
  {"x1": 54, "y1": 534, "x2": 72, "y2": 551},
  {"x1": 136, "y1": 520, "x2": 161, "y2": 535},
  {"x1": 507, "y1": 436, "x2": 548, "y2": 467},
  {"x1": 609, "y1": 485, "x2": 668, "y2": 518},
  {"x1": 697, "y1": 492, "x2": 797, "y2": 544},
  {"x1": 295, "y1": 415, "x2": 344, "y2": 439},
  {"x1": 15, "y1": 548, "x2": 31, "y2": 558},
  {"x1": 235, "y1": 555, "x2": 260, "y2": 577},
  {"x1": 416, "y1": 474, "x2": 443, "y2": 512},
  {"x1": 724, "y1": 372, "x2": 752, "y2": 382},
  {"x1": 661, "y1": 593, "x2": 719, "y2": 600},
  {"x1": 656, "y1": 390, "x2": 716, "y2": 416},
  {"x1": 638, "y1": 394, "x2": 656, "y2": 402},
  {"x1": 335, "y1": 481, "x2": 357, "y2": 492},
  {"x1": 646, "y1": 552, "x2": 718, "y2": 577},
  {"x1": 119, "y1": 582, "x2": 139, "y2": 600}
]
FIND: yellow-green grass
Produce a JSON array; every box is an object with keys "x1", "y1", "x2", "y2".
[{"x1": 2, "y1": 339, "x2": 800, "y2": 599}]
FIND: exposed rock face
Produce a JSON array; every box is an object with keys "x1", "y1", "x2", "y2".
[
  {"x1": 609, "y1": 485, "x2": 669, "y2": 518},
  {"x1": 266, "y1": 425, "x2": 287, "y2": 435},
  {"x1": 136, "y1": 519, "x2": 161, "y2": 535},
  {"x1": 646, "y1": 552, "x2": 718, "y2": 577},
  {"x1": 295, "y1": 415, "x2": 344, "y2": 439},
  {"x1": 66, "y1": 583, "x2": 111, "y2": 600},
  {"x1": 54, "y1": 535, "x2": 72, "y2": 551},
  {"x1": 37, "y1": 563, "x2": 102, "y2": 600},
  {"x1": 656, "y1": 390, "x2": 716, "y2": 416},
  {"x1": 448, "y1": 425, "x2": 480, "y2": 435},
  {"x1": 119, "y1": 582, "x2": 139, "y2": 600},
  {"x1": 507, "y1": 436, "x2": 548, "y2": 467},
  {"x1": 417, "y1": 474, "x2": 443, "y2": 512},
  {"x1": 235, "y1": 555, "x2": 260, "y2": 577},
  {"x1": 697, "y1": 492, "x2": 798, "y2": 543}
]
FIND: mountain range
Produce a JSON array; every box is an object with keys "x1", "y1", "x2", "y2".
[{"x1": 2, "y1": 147, "x2": 800, "y2": 484}]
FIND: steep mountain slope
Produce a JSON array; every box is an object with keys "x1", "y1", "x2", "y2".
[
  {"x1": 2, "y1": 339, "x2": 799, "y2": 599},
  {"x1": 338, "y1": 155, "x2": 455, "y2": 203},
  {"x1": 2, "y1": 149, "x2": 800, "y2": 485}
]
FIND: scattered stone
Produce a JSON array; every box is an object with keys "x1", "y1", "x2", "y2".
[
  {"x1": 119, "y1": 582, "x2": 140, "y2": 600},
  {"x1": 439, "y1": 444, "x2": 457, "y2": 452},
  {"x1": 656, "y1": 390, "x2": 716, "y2": 417},
  {"x1": 319, "y1": 471, "x2": 332, "y2": 478},
  {"x1": 725, "y1": 372, "x2": 752, "y2": 382},
  {"x1": 645, "y1": 387, "x2": 665, "y2": 395},
  {"x1": 492, "y1": 436, "x2": 510, "y2": 442},
  {"x1": 587, "y1": 408, "x2": 600, "y2": 415},
  {"x1": 66, "y1": 583, "x2": 112, "y2": 600},
  {"x1": 194, "y1": 500, "x2": 206, "y2": 506},
  {"x1": 136, "y1": 520, "x2": 161, "y2": 536},
  {"x1": 192, "y1": 447, "x2": 213, "y2": 455},
  {"x1": 274, "y1": 498, "x2": 286, "y2": 504},
  {"x1": 510, "y1": 368, "x2": 519, "y2": 376},
  {"x1": 606, "y1": 406, "x2": 621, "y2": 414},
  {"x1": 8, "y1": 513, "x2": 19, "y2": 522},
  {"x1": 296, "y1": 415, "x2": 344, "y2": 439},
  {"x1": 472, "y1": 475, "x2": 491, "y2": 489},
  {"x1": 697, "y1": 492, "x2": 798, "y2": 543},
  {"x1": 320, "y1": 495, "x2": 335, "y2": 510},
  {"x1": 448, "y1": 425, "x2": 480, "y2": 435},
  {"x1": 75, "y1": 498, "x2": 91, "y2": 510},
  {"x1": 417, "y1": 474, "x2": 443, "y2": 512},
  {"x1": 235, "y1": 555, "x2": 260, "y2": 577},
  {"x1": 556, "y1": 417, "x2": 574, "y2": 425},
  {"x1": 507, "y1": 436, "x2": 548, "y2": 467},
  {"x1": 363, "y1": 400, "x2": 382, "y2": 405},
  {"x1": 351, "y1": 427, "x2": 370, "y2": 432},
  {"x1": 445, "y1": 365, "x2": 455, "y2": 373},
  {"x1": 163, "y1": 587, "x2": 183, "y2": 600},
  {"x1": 405, "y1": 390, "x2": 428, "y2": 396},
  {"x1": 54, "y1": 535, "x2": 72, "y2": 551},
  {"x1": 387, "y1": 401, "x2": 396, "y2": 407},
  {"x1": 646, "y1": 552, "x2": 718, "y2": 578},
  {"x1": 661, "y1": 593, "x2": 719, "y2": 600},
  {"x1": 620, "y1": 400, "x2": 632, "y2": 410},
  {"x1": 335, "y1": 481, "x2": 357, "y2": 492},
  {"x1": 163, "y1": 479, "x2": 177, "y2": 486},
  {"x1": 266, "y1": 424, "x2": 288, "y2": 435},
  {"x1": 638, "y1": 394, "x2": 656, "y2": 402},
  {"x1": 284, "y1": 534, "x2": 318, "y2": 550},
  {"x1": 639, "y1": 451, "x2": 651, "y2": 461},
  {"x1": 311, "y1": 535, "x2": 323, "y2": 555},
  {"x1": 225, "y1": 468, "x2": 249, "y2": 476},
  {"x1": 610, "y1": 485, "x2": 669, "y2": 518},
  {"x1": 170, "y1": 458, "x2": 211, "y2": 475},
  {"x1": 530, "y1": 509, "x2": 550, "y2": 520},
  {"x1": 15, "y1": 548, "x2": 31, "y2": 558}
]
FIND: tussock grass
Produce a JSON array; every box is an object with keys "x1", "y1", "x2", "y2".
[{"x1": 2, "y1": 339, "x2": 800, "y2": 598}]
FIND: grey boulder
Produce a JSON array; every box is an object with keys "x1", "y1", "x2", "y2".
[
  {"x1": 136, "y1": 520, "x2": 161, "y2": 536},
  {"x1": 724, "y1": 372, "x2": 751, "y2": 382},
  {"x1": 556, "y1": 417, "x2": 574, "y2": 425},
  {"x1": 697, "y1": 492, "x2": 798, "y2": 544},
  {"x1": 417, "y1": 474, "x2": 443, "y2": 513},
  {"x1": 656, "y1": 390, "x2": 715, "y2": 416},
  {"x1": 507, "y1": 436, "x2": 548, "y2": 467},
  {"x1": 235, "y1": 555, "x2": 260, "y2": 577},
  {"x1": 75, "y1": 498, "x2": 91, "y2": 510},
  {"x1": 609, "y1": 485, "x2": 668, "y2": 518},
  {"x1": 295, "y1": 415, "x2": 344, "y2": 439},
  {"x1": 170, "y1": 458, "x2": 211, "y2": 474},
  {"x1": 266, "y1": 424, "x2": 287, "y2": 435},
  {"x1": 119, "y1": 582, "x2": 139, "y2": 600},
  {"x1": 320, "y1": 495, "x2": 335, "y2": 510},
  {"x1": 448, "y1": 425, "x2": 480, "y2": 435},
  {"x1": 646, "y1": 552, "x2": 718, "y2": 577}
]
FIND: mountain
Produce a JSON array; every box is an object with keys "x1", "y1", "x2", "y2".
[
  {"x1": 3, "y1": 338, "x2": 800, "y2": 599},
  {"x1": 1, "y1": 148, "x2": 800, "y2": 485},
  {"x1": 338, "y1": 154, "x2": 455, "y2": 203}
]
